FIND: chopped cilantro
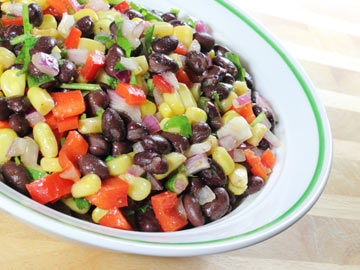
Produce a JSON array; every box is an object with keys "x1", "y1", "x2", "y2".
[
  {"x1": 198, "y1": 97, "x2": 210, "y2": 110},
  {"x1": 130, "y1": 2, "x2": 163, "y2": 21},
  {"x1": 138, "y1": 205, "x2": 149, "y2": 213},
  {"x1": 108, "y1": 77, "x2": 120, "y2": 89},
  {"x1": 178, "y1": 164, "x2": 187, "y2": 173},
  {"x1": 210, "y1": 166, "x2": 217, "y2": 174},
  {"x1": 60, "y1": 49, "x2": 68, "y2": 59},
  {"x1": 114, "y1": 61, "x2": 126, "y2": 72},
  {"x1": 96, "y1": 108, "x2": 105, "y2": 118},
  {"x1": 80, "y1": 113, "x2": 87, "y2": 119},
  {"x1": 130, "y1": 72, "x2": 137, "y2": 85},
  {"x1": 14, "y1": 157, "x2": 21, "y2": 166},
  {"x1": 25, "y1": 167, "x2": 49, "y2": 182},
  {"x1": 224, "y1": 52, "x2": 245, "y2": 81},
  {"x1": 143, "y1": 25, "x2": 154, "y2": 55},
  {"x1": 184, "y1": 18, "x2": 195, "y2": 28},
  {"x1": 75, "y1": 198, "x2": 91, "y2": 210},
  {"x1": 60, "y1": 137, "x2": 66, "y2": 146},
  {"x1": 27, "y1": 74, "x2": 55, "y2": 88},
  {"x1": 164, "y1": 115, "x2": 192, "y2": 137},
  {"x1": 146, "y1": 78, "x2": 154, "y2": 97},
  {"x1": 6, "y1": 13, "x2": 16, "y2": 18},
  {"x1": 105, "y1": 155, "x2": 115, "y2": 162},
  {"x1": 213, "y1": 91, "x2": 224, "y2": 113},
  {"x1": 115, "y1": 17, "x2": 133, "y2": 57},
  {"x1": 170, "y1": 8, "x2": 180, "y2": 15},
  {"x1": 95, "y1": 36, "x2": 115, "y2": 49}
]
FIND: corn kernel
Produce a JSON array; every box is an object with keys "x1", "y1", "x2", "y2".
[
  {"x1": 133, "y1": 55, "x2": 149, "y2": 75},
  {"x1": 78, "y1": 38, "x2": 106, "y2": 53},
  {"x1": 92, "y1": 207, "x2": 108, "y2": 223},
  {"x1": 0, "y1": 64, "x2": 3, "y2": 78},
  {"x1": 31, "y1": 28, "x2": 58, "y2": 39},
  {"x1": 212, "y1": 147, "x2": 235, "y2": 175},
  {"x1": 153, "y1": 21, "x2": 173, "y2": 37},
  {"x1": 33, "y1": 122, "x2": 58, "y2": 158},
  {"x1": 186, "y1": 107, "x2": 207, "y2": 123},
  {"x1": 40, "y1": 157, "x2": 63, "y2": 173},
  {"x1": 94, "y1": 19, "x2": 112, "y2": 35},
  {"x1": 38, "y1": 14, "x2": 57, "y2": 30},
  {"x1": 169, "y1": 53, "x2": 184, "y2": 69},
  {"x1": 127, "y1": 152, "x2": 135, "y2": 159},
  {"x1": 27, "y1": 87, "x2": 55, "y2": 116},
  {"x1": 173, "y1": 25, "x2": 193, "y2": 48},
  {"x1": 31, "y1": 0, "x2": 49, "y2": 10},
  {"x1": 0, "y1": 129, "x2": 17, "y2": 165},
  {"x1": 78, "y1": 117, "x2": 102, "y2": 134},
  {"x1": 247, "y1": 123, "x2": 267, "y2": 147},
  {"x1": 155, "y1": 152, "x2": 187, "y2": 180},
  {"x1": 0, "y1": 69, "x2": 26, "y2": 97},
  {"x1": 120, "y1": 173, "x2": 151, "y2": 201},
  {"x1": 208, "y1": 49, "x2": 215, "y2": 59},
  {"x1": 233, "y1": 81, "x2": 250, "y2": 96},
  {"x1": 74, "y1": 8, "x2": 99, "y2": 22},
  {"x1": 229, "y1": 164, "x2": 248, "y2": 191},
  {"x1": 159, "y1": 102, "x2": 174, "y2": 118},
  {"x1": 132, "y1": 17, "x2": 144, "y2": 24},
  {"x1": 62, "y1": 197, "x2": 90, "y2": 214},
  {"x1": 163, "y1": 91, "x2": 185, "y2": 115},
  {"x1": 140, "y1": 100, "x2": 157, "y2": 117},
  {"x1": 221, "y1": 91, "x2": 237, "y2": 112},
  {"x1": 96, "y1": 10, "x2": 121, "y2": 22},
  {"x1": 222, "y1": 110, "x2": 240, "y2": 125},
  {"x1": 190, "y1": 83, "x2": 201, "y2": 102},
  {"x1": 1, "y1": 2, "x2": 9, "y2": 12},
  {"x1": 204, "y1": 135, "x2": 218, "y2": 155},
  {"x1": 178, "y1": 83, "x2": 197, "y2": 108},
  {"x1": 228, "y1": 181, "x2": 247, "y2": 196},
  {"x1": 0, "y1": 47, "x2": 16, "y2": 69},
  {"x1": 72, "y1": 174, "x2": 102, "y2": 198},
  {"x1": 96, "y1": 68, "x2": 111, "y2": 84},
  {"x1": 106, "y1": 154, "x2": 133, "y2": 176}
]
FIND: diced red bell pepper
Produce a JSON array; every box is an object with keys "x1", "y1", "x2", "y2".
[
  {"x1": 174, "y1": 42, "x2": 188, "y2": 56},
  {"x1": 46, "y1": 0, "x2": 68, "y2": 15},
  {"x1": 43, "y1": 7, "x2": 62, "y2": 18},
  {"x1": 115, "y1": 82, "x2": 146, "y2": 105},
  {"x1": 113, "y1": 1, "x2": 131, "y2": 12},
  {"x1": 0, "y1": 121, "x2": 10, "y2": 129},
  {"x1": 26, "y1": 173, "x2": 74, "y2": 204},
  {"x1": 232, "y1": 103, "x2": 256, "y2": 123},
  {"x1": 152, "y1": 75, "x2": 173, "y2": 93},
  {"x1": 45, "y1": 112, "x2": 65, "y2": 146},
  {"x1": 151, "y1": 191, "x2": 188, "y2": 232},
  {"x1": 51, "y1": 90, "x2": 86, "y2": 119},
  {"x1": 261, "y1": 149, "x2": 276, "y2": 170},
  {"x1": 176, "y1": 68, "x2": 193, "y2": 88},
  {"x1": 99, "y1": 207, "x2": 132, "y2": 230},
  {"x1": 56, "y1": 115, "x2": 79, "y2": 133},
  {"x1": 63, "y1": 0, "x2": 81, "y2": 14},
  {"x1": 63, "y1": 26, "x2": 81, "y2": 49},
  {"x1": 86, "y1": 177, "x2": 129, "y2": 210},
  {"x1": 81, "y1": 50, "x2": 105, "y2": 81},
  {"x1": 1, "y1": 15, "x2": 23, "y2": 26},
  {"x1": 244, "y1": 149, "x2": 270, "y2": 181}
]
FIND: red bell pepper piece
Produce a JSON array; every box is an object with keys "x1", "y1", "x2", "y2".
[
  {"x1": 113, "y1": 1, "x2": 131, "y2": 12},
  {"x1": 81, "y1": 50, "x2": 105, "y2": 81},
  {"x1": 0, "y1": 121, "x2": 10, "y2": 129},
  {"x1": 174, "y1": 42, "x2": 188, "y2": 56},
  {"x1": 99, "y1": 207, "x2": 132, "y2": 230},
  {"x1": 63, "y1": 26, "x2": 82, "y2": 49},
  {"x1": 26, "y1": 173, "x2": 74, "y2": 204},
  {"x1": 152, "y1": 75, "x2": 173, "y2": 93},
  {"x1": 232, "y1": 103, "x2": 256, "y2": 123},
  {"x1": 56, "y1": 115, "x2": 79, "y2": 133},
  {"x1": 151, "y1": 191, "x2": 188, "y2": 232},
  {"x1": 63, "y1": 0, "x2": 80, "y2": 14},
  {"x1": 86, "y1": 177, "x2": 129, "y2": 210},
  {"x1": 1, "y1": 15, "x2": 23, "y2": 26},
  {"x1": 115, "y1": 82, "x2": 146, "y2": 105},
  {"x1": 51, "y1": 90, "x2": 86, "y2": 119},
  {"x1": 43, "y1": 7, "x2": 62, "y2": 18},
  {"x1": 261, "y1": 149, "x2": 276, "y2": 170},
  {"x1": 176, "y1": 68, "x2": 193, "y2": 88},
  {"x1": 46, "y1": 0, "x2": 68, "y2": 15},
  {"x1": 45, "y1": 112, "x2": 65, "y2": 146},
  {"x1": 244, "y1": 149, "x2": 270, "y2": 181}
]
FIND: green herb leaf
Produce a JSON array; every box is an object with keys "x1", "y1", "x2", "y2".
[
  {"x1": 80, "y1": 113, "x2": 87, "y2": 119},
  {"x1": 178, "y1": 164, "x2": 187, "y2": 173},
  {"x1": 130, "y1": 2, "x2": 163, "y2": 22},
  {"x1": 125, "y1": 209, "x2": 135, "y2": 215},
  {"x1": 198, "y1": 97, "x2": 210, "y2": 110},
  {"x1": 77, "y1": 0, "x2": 87, "y2": 4},
  {"x1": 138, "y1": 205, "x2": 149, "y2": 213},
  {"x1": 108, "y1": 0, "x2": 123, "y2": 4},
  {"x1": 114, "y1": 61, "x2": 126, "y2": 71},
  {"x1": 170, "y1": 8, "x2": 180, "y2": 15},
  {"x1": 6, "y1": 13, "x2": 16, "y2": 18},
  {"x1": 10, "y1": 33, "x2": 32, "y2": 46},
  {"x1": 95, "y1": 36, "x2": 115, "y2": 49},
  {"x1": 115, "y1": 17, "x2": 133, "y2": 57},
  {"x1": 250, "y1": 111, "x2": 265, "y2": 127},
  {"x1": 96, "y1": 108, "x2": 105, "y2": 118},
  {"x1": 146, "y1": 78, "x2": 154, "y2": 97},
  {"x1": 164, "y1": 115, "x2": 192, "y2": 137},
  {"x1": 108, "y1": 77, "x2": 120, "y2": 89},
  {"x1": 59, "y1": 83, "x2": 102, "y2": 91},
  {"x1": 130, "y1": 72, "x2": 137, "y2": 85},
  {"x1": 184, "y1": 18, "x2": 195, "y2": 28},
  {"x1": 14, "y1": 157, "x2": 21, "y2": 166},
  {"x1": 210, "y1": 166, "x2": 217, "y2": 174},
  {"x1": 105, "y1": 155, "x2": 115, "y2": 162},
  {"x1": 143, "y1": 25, "x2": 154, "y2": 55},
  {"x1": 27, "y1": 74, "x2": 55, "y2": 88},
  {"x1": 25, "y1": 167, "x2": 49, "y2": 182},
  {"x1": 212, "y1": 91, "x2": 224, "y2": 113},
  {"x1": 224, "y1": 52, "x2": 245, "y2": 81},
  {"x1": 75, "y1": 198, "x2": 91, "y2": 210},
  {"x1": 60, "y1": 137, "x2": 66, "y2": 146}
]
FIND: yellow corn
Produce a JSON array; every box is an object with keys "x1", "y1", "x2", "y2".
[
  {"x1": 159, "y1": 102, "x2": 174, "y2": 118},
  {"x1": 212, "y1": 147, "x2": 235, "y2": 175},
  {"x1": 127, "y1": 151, "x2": 135, "y2": 159},
  {"x1": 169, "y1": 53, "x2": 184, "y2": 69},
  {"x1": 78, "y1": 38, "x2": 106, "y2": 53},
  {"x1": 186, "y1": 107, "x2": 207, "y2": 123},
  {"x1": 120, "y1": 173, "x2": 151, "y2": 201},
  {"x1": 78, "y1": 117, "x2": 102, "y2": 134},
  {"x1": 140, "y1": 100, "x2": 157, "y2": 117},
  {"x1": 135, "y1": 75, "x2": 147, "y2": 94},
  {"x1": 163, "y1": 91, "x2": 185, "y2": 115},
  {"x1": 204, "y1": 135, "x2": 218, "y2": 155},
  {"x1": 33, "y1": 122, "x2": 58, "y2": 158},
  {"x1": 178, "y1": 83, "x2": 197, "y2": 109},
  {"x1": 92, "y1": 207, "x2": 108, "y2": 223},
  {"x1": 0, "y1": 47, "x2": 16, "y2": 69},
  {"x1": 31, "y1": 28, "x2": 58, "y2": 39},
  {"x1": 76, "y1": 73, "x2": 88, "y2": 83},
  {"x1": 96, "y1": 68, "x2": 111, "y2": 85},
  {"x1": 0, "y1": 69, "x2": 26, "y2": 97},
  {"x1": 190, "y1": 83, "x2": 201, "y2": 102},
  {"x1": 153, "y1": 21, "x2": 173, "y2": 37},
  {"x1": 0, "y1": 64, "x2": 4, "y2": 78},
  {"x1": 173, "y1": 25, "x2": 193, "y2": 48},
  {"x1": 247, "y1": 123, "x2": 267, "y2": 147},
  {"x1": 106, "y1": 154, "x2": 133, "y2": 176},
  {"x1": 155, "y1": 152, "x2": 187, "y2": 180},
  {"x1": 94, "y1": 19, "x2": 112, "y2": 36},
  {"x1": 221, "y1": 91, "x2": 237, "y2": 112},
  {"x1": 31, "y1": 0, "x2": 49, "y2": 10},
  {"x1": 132, "y1": 56, "x2": 149, "y2": 75},
  {"x1": 96, "y1": 10, "x2": 121, "y2": 22},
  {"x1": 159, "y1": 117, "x2": 180, "y2": 134},
  {"x1": 228, "y1": 164, "x2": 248, "y2": 195},
  {"x1": 62, "y1": 197, "x2": 90, "y2": 214},
  {"x1": 27, "y1": 87, "x2": 55, "y2": 116},
  {"x1": 40, "y1": 157, "x2": 63, "y2": 173},
  {"x1": 72, "y1": 174, "x2": 102, "y2": 198},
  {"x1": 74, "y1": 8, "x2": 99, "y2": 22},
  {"x1": 132, "y1": 17, "x2": 144, "y2": 24},
  {"x1": 0, "y1": 2, "x2": 9, "y2": 12},
  {"x1": 38, "y1": 14, "x2": 57, "y2": 30},
  {"x1": 233, "y1": 81, "x2": 250, "y2": 96},
  {"x1": 228, "y1": 181, "x2": 247, "y2": 196},
  {"x1": 0, "y1": 129, "x2": 17, "y2": 165},
  {"x1": 208, "y1": 49, "x2": 215, "y2": 59},
  {"x1": 222, "y1": 110, "x2": 240, "y2": 125}
]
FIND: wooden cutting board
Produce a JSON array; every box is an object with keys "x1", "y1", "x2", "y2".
[{"x1": 1, "y1": 0, "x2": 359, "y2": 269}]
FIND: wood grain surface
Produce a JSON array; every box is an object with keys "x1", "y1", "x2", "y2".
[{"x1": 1, "y1": 0, "x2": 359, "y2": 269}]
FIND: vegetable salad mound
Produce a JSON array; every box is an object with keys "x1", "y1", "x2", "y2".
[{"x1": 0, "y1": 0, "x2": 280, "y2": 232}]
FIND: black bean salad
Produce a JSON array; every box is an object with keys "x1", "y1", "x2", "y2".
[{"x1": 0, "y1": 0, "x2": 280, "y2": 232}]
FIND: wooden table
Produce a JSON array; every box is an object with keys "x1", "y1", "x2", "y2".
[{"x1": 1, "y1": 0, "x2": 359, "y2": 269}]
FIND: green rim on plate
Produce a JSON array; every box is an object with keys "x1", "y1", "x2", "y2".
[{"x1": 0, "y1": 0, "x2": 325, "y2": 246}]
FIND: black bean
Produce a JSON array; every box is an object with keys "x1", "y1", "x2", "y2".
[
  {"x1": 104, "y1": 44, "x2": 124, "y2": 77},
  {"x1": 34, "y1": 36, "x2": 57, "y2": 54},
  {"x1": 9, "y1": 64, "x2": 24, "y2": 70},
  {"x1": 151, "y1": 35, "x2": 179, "y2": 55},
  {"x1": 101, "y1": 108, "x2": 126, "y2": 142},
  {"x1": 202, "y1": 187, "x2": 230, "y2": 221},
  {"x1": 28, "y1": 3, "x2": 43, "y2": 27},
  {"x1": 78, "y1": 153, "x2": 109, "y2": 180},
  {"x1": 27, "y1": 62, "x2": 44, "y2": 76},
  {"x1": 245, "y1": 176, "x2": 264, "y2": 195},
  {"x1": 7, "y1": 96, "x2": 32, "y2": 114},
  {"x1": 183, "y1": 194, "x2": 205, "y2": 227},
  {"x1": 118, "y1": 111, "x2": 132, "y2": 126},
  {"x1": 193, "y1": 32, "x2": 215, "y2": 53},
  {"x1": 141, "y1": 134, "x2": 172, "y2": 155},
  {"x1": 252, "y1": 104, "x2": 262, "y2": 116},
  {"x1": 201, "y1": 65, "x2": 227, "y2": 87},
  {"x1": 212, "y1": 56, "x2": 238, "y2": 77},
  {"x1": 71, "y1": 211, "x2": 93, "y2": 223},
  {"x1": 134, "y1": 152, "x2": 168, "y2": 174},
  {"x1": 204, "y1": 101, "x2": 222, "y2": 131},
  {"x1": 0, "y1": 40, "x2": 14, "y2": 51},
  {"x1": 214, "y1": 45, "x2": 229, "y2": 57},
  {"x1": 0, "y1": 97, "x2": 12, "y2": 121},
  {"x1": 169, "y1": 19, "x2": 185, "y2": 27},
  {"x1": 160, "y1": 131, "x2": 189, "y2": 153},
  {"x1": 87, "y1": 134, "x2": 110, "y2": 157},
  {"x1": 186, "y1": 51, "x2": 209, "y2": 74},
  {"x1": 9, "y1": 114, "x2": 30, "y2": 137},
  {"x1": 40, "y1": 81, "x2": 57, "y2": 90},
  {"x1": 2, "y1": 161, "x2": 30, "y2": 195},
  {"x1": 85, "y1": 91, "x2": 109, "y2": 117},
  {"x1": 245, "y1": 72, "x2": 254, "y2": 90},
  {"x1": 57, "y1": 60, "x2": 78, "y2": 83},
  {"x1": 76, "y1": 16, "x2": 94, "y2": 38},
  {"x1": 189, "y1": 177, "x2": 205, "y2": 196},
  {"x1": 48, "y1": 201, "x2": 72, "y2": 216},
  {"x1": 202, "y1": 84, "x2": 230, "y2": 101},
  {"x1": 223, "y1": 73, "x2": 235, "y2": 85},
  {"x1": 148, "y1": 53, "x2": 179, "y2": 74},
  {"x1": 258, "y1": 139, "x2": 270, "y2": 150},
  {"x1": 109, "y1": 21, "x2": 118, "y2": 38},
  {"x1": 123, "y1": 8, "x2": 145, "y2": 20},
  {"x1": 0, "y1": 172, "x2": 4, "y2": 183},
  {"x1": 189, "y1": 122, "x2": 211, "y2": 144},
  {"x1": 136, "y1": 207, "x2": 161, "y2": 232},
  {"x1": 131, "y1": 42, "x2": 143, "y2": 57},
  {"x1": 127, "y1": 122, "x2": 149, "y2": 142},
  {"x1": 184, "y1": 66, "x2": 202, "y2": 83},
  {"x1": 112, "y1": 141, "x2": 132, "y2": 156},
  {"x1": 199, "y1": 159, "x2": 226, "y2": 187},
  {"x1": 265, "y1": 110, "x2": 275, "y2": 129},
  {"x1": 0, "y1": 25, "x2": 24, "y2": 41},
  {"x1": 161, "y1": 12, "x2": 177, "y2": 22}
]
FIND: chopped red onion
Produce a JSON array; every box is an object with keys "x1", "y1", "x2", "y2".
[
  {"x1": 264, "y1": 129, "x2": 281, "y2": 148},
  {"x1": 161, "y1": 72, "x2": 179, "y2": 90},
  {"x1": 153, "y1": 88, "x2": 164, "y2": 106},
  {"x1": 254, "y1": 92, "x2": 277, "y2": 122},
  {"x1": 122, "y1": 18, "x2": 141, "y2": 48},
  {"x1": 7, "y1": 138, "x2": 27, "y2": 157},
  {"x1": 233, "y1": 94, "x2": 251, "y2": 109},
  {"x1": 186, "y1": 141, "x2": 211, "y2": 157},
  {"x1": 142, "y1": 114, "x2": 161, "y2": 134},
  {"x1": 218, "y1": 135, "x2": 238, "y2": 151},
  {"x1": 32, "y1": 52, "x2": 59, "y2": 76},
  {"x1": 132, "y1": 141, "x2": 144, "y2": 153},
  {"x1": 229, "y1": 149, "x2": 246, "y2": 162},
  {"x1": 195, "y1": 20, "x2": 209, "y2": 33},
  {"x1": 108, "y1": 90, "x2": 141, "y2": 122},
  {"x1": 85, "y1": 0, "x2": 110, "y2": 11},
  {"x1": 114, "y1": 70, "x2": 131, "y2": 83},
  {"x1": 177, "y1": 195, "x2": 187, "y2": 218},
  {"x1": 196, "y1": 186, "x2": 216, "y2": 205},
  {"x1": 126, "y1": 164, "x2": 145, "y2": 177},
  {"x1": 147, "y1": 173, "x2": 164, "y2": 191},
  {"x1": 68, "y1": 49, "x2": 89, "y2": 65},
  {"x1": 188, "y1": 39, "x2": 201, "y2": 52},
  {"x1": 184, "y1": 153, "x2": 210, "y2": 175},
  {"x1": 133, "y1": 21, "x2": 145, "y2": 38},
  {"x1": 25, "y1": 110, "x2": 45, "y2": 127}
]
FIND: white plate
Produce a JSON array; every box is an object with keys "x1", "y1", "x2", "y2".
[{"x1": 0, "y1": 0, "x2": 332, "y2": 257}]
